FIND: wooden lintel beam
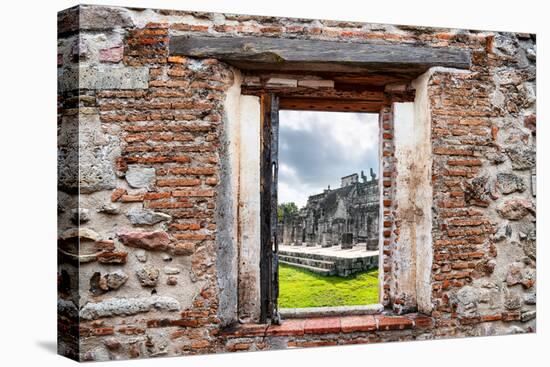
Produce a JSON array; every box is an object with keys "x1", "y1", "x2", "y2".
[
  {"x1": 279, "y1": 97, "x2": 382, "y2": 113},
  {"x1": 170, "y1": 36, "x2": 471, "y2": 74},
  {"x1": 241, "y1": 87, "x2": 385, "y2": 101}
]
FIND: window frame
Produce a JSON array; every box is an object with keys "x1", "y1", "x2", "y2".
[{"x1": 259, "y1": 92, "x2": 387, "y2": 322}]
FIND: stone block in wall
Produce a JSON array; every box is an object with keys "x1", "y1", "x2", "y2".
[
  {"x1": 125, "y1": 166, "x2": 156, "y2": 189},
  {"x1": 79, "y1": 5, "x2": 134, "y2": 30},
  {"x1": 78, "y1": 114, "x2": 121, "y2": 193},
  {"x1": 59, "y1": 66, "x2": 149, "y2": 92},
  {"x1": 79, "y1": 296, "x2": 180, "y2": 320}
]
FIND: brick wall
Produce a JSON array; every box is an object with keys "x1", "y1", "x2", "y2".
[
  {"x1": 57, "y1": 5, "x2": 536, "y2": 362},
  {"x1": 379, "y1": 105, "x2": 397, "y2": 308}
]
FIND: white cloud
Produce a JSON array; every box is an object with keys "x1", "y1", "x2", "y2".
[{"x1": 278, "y1": 110, "x2": 379, "y2": 208}]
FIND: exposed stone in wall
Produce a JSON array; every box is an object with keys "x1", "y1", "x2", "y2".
[
  {"x1": 125, "y1": 166, "x2": 156, "y2": 189},
  {"x1": 506, "y1": 145, "x2": 536, "y2": 170},
  {"x1": 79, "y1": 6, "x2": 135, "y2": 30},
  {"x1": 90, "y1": 270, "x2": 128, "y2": 295},
  {"x1": 57, "y1": 4, "x2": 535, "y2": 361},
  {"x1": 495, "y1": 172, "x2": 525, "y2": 194},
  {"x1": 79, "y1": 296, "x2": 181, "y2": 320},
  {"x1": 78, "y1": 114, "x2": 121, "y2": 193},
  {"x1": 118, "y1": 231, "x2": 170, "y2": 251},
  {"x1": 497, "y1": 199, "x2": 535, "y2": 220},
  {"x1": 135, "y1": 264, "x2": 160, "y2": 287},
  {"x1": 126, "y1": 208, "x2": 172, "y2": 225}
]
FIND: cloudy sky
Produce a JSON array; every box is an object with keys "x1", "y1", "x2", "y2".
[{"x1": 278, "y1": 110, "x2": 379, "y2": 208}]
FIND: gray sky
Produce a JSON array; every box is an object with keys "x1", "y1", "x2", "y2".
[{"x1": 278, "y1": 110, "x2": 379, "y2": 208}]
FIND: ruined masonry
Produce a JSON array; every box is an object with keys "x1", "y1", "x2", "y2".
[
  {"x1": 58, "y1": 4, "x2": 536, "y2": 362},
  {"x1": 280, "y1": 169, "x2": 379, "y2": 250},
  {"x1": 278, "y1": 170, "x2": 379, "y2": 276}
]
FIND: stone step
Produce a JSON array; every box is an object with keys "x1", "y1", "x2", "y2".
[
  {"x1": 278, "y1": 247, "x2": 379, "y2": 277},
  {"x1": 279, "y1": 254, "x2": 335, "y2": 270},
  {"x1": 279, "y1": 260, "x2": 335, "y2": 276},
  {"x1": 279, "y1": 250, "x2": 340, "y2": 262}
]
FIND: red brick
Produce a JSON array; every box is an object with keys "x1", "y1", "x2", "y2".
[
  {"x1": 446, "y1": 169, "x2": 469, "y2": 177},
  {"x1": 168, "y1": 167, "x2": 216, "y2": 175},
  {"x1": 172, "y1": 189, "x2": 215, "y2": 197},
  {"x1": 459, "y1": 317, "x2": 481, "y2": 325},
  {"x1": 171, "y1": 319, "x2": 200, "y2": 328},
  {"x1": 91, "y1": 327, "x2": 114, "y2": 336},
  {"x1": 171, "y1": 24, "x2": 210, "y2": 32},
  {"x1": 144, "y1": 192, "x2": 170, "y2": 200},
  {"x1": 191, "y1": 340, "x2": 211, "y2": 349},
  {"x1": 449, "y1": 191, "x2": 465, "y2": 198},
  {"x1": 111, "y1": 188, "x2": 126, "y2": 202},
  {"x1": 120, "y1": 194, "x2": 145, "y2": 202},
  {"x1": 174, "y1": 233, "x2": 210, "y2": 240},
  {"x1": 459, "y1": 118, "x2": 491, "y2": 127},
  {"x1": 266, "y1": 319, "x2": 305, "y2": 336},
  {"x1": 481, "y1": 314, "x2": 502, "y2": 322},
  {"x1": 433, "y1": 147, "x2": 474, "y2": 156},
  {"x1": 167, "y1": 55, "x2": 188, "y2": 63},
  {"x1": 157, "y1": 178, "x2": 201, "y2": 187},
  {"x1": 117, "y1": 326, "x2": 145, "y2": 335},
  {"x1": 220, "y1": 323, "x2": 268, "y2": 337},
  {"x1": 304, "y1": 317, "x2": 341, "y2": 334},
  {"x1": 260, "y1": 26, "x2": 283, "y2": 34},
  {"x1": 169, "y1": 223, "x2": 201, "y2": 231},
  {"x1": 227, "y1": 343, "x2": 251, "y2": 352},
  {"x1": 376, "y1": 316, "x2": 413, "y2": 330},
  {"x1": 340, "y1": 315, "x2": 376, "y2": 332},
  {"x1": 449, "y1": 219, "x2": 487, "y2": 226},
  {"x1": 411, "y1": 315, "x2": 434, "y2": 329},
  {"x1": 447, "y1": 159, "x2": 483, "y2": 166}
]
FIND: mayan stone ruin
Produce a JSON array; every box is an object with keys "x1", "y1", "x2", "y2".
[
  {"x1": 280, "y1": 169, "x2": 379, "y2": 250},
  {"x1": 277, "y1": 170, "x2": 379, "y2": 276},
  {"x1": 57, "y1": 4, "x2": 536, "y2": 362}
]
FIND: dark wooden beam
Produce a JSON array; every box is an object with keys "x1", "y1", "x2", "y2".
[
  {"x1": 243, "y1": 69, "x2": 410, "y2": 87},
  {"x1": 170, "y1": 36, "x2": 471, "y2": 75},
  {"x1": 279, "y1": 97, "x2": 382, "y2": 113},
  {"x1": 241, "y1": 86, "x2": 385, "y2": 101},
  {"x1": 259, "y1": 93, "x2": 272, "y2": 324}
]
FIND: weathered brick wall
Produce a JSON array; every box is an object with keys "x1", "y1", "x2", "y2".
[
  {"x1": 428, "y1": 41, "x2": 536, "y2": 326},
  {"x1": 379, "y1": 105, "x2": 397, "y2": 308},
  {"x1": 57, "y1": 4, "x2": 536, "y2": 362}
]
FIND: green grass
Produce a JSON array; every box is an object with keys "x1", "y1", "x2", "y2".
[{"x1": 278, "y1": 263, "x2": 379, "y2": 308}]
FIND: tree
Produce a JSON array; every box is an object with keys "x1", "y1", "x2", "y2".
[{"x1": 278, "y1": 202, "x2": 298, "y2": 221}]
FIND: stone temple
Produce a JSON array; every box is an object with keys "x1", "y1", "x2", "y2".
[
  {"x1": 279, "y1": 169, "x2": 379, "y2": 250},
  {"x1": 277, "y1": 169, "x2": 380, "y2": 276}
]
